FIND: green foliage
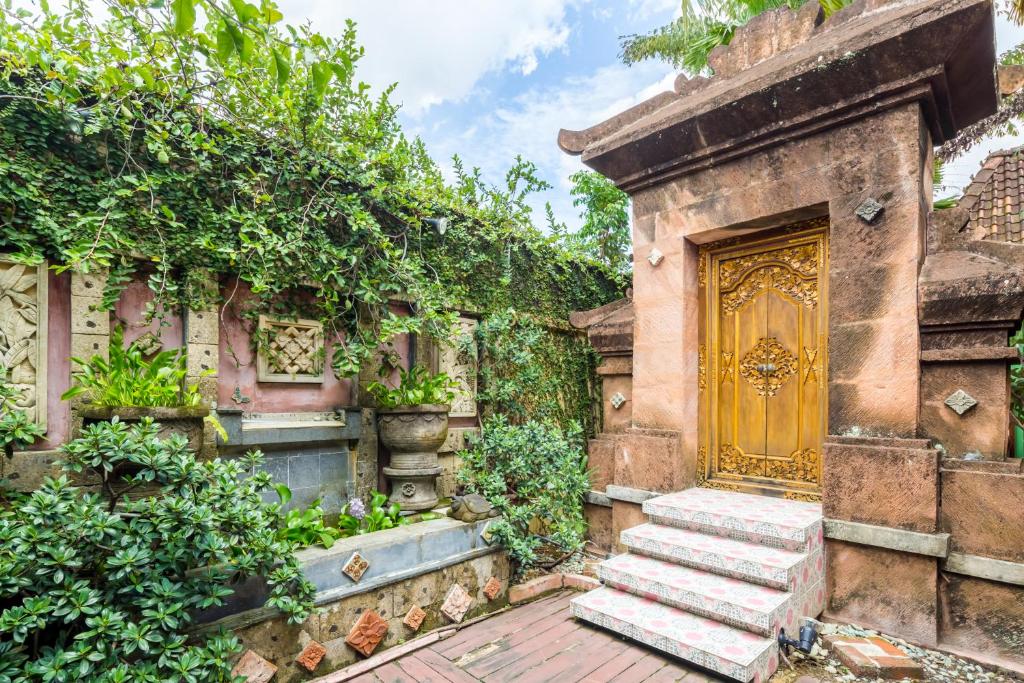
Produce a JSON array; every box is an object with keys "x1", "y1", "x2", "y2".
[
  {"x1": 367, "y1": 365, "x2": 457, "y2": 409},
  {"x1": 0, "y1": 418, "x2": 316, "y2": 681},
  {"x1": 275, "y1": 487, "x2": 407, "y2": 549},
  {"x1": 476, "y1": 310, "x2": 600, "y2": 435},
  {"x1": 0, "y1": 367, "x2": 44, "y2": 459},
  {"x1": 1011, "y1": 324, "x2": 1024, "y2": 431},
  {"x1": 458, "y1": 417, "x2": 590, "y2": 570},
  {"x1": 60, "y1": 326, "x2": 206, "y2": 407},
  {"x1": 337, "y1": 490, "x2": 406, "y2": 535},
  {"x1": 274, "y1": 484, "x2": 343, "y2": 549},
  {"x1": 551, "y1": 171, "x2": 631, "y2": 273},
  {"x1": 0, "y1": 1, "x2": 622, "y2": 382},
  {"x1": 619, "y1": 0, "x2": 853, "y2": 75}
]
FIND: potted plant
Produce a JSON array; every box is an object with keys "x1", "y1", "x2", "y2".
[
  {"x1": 62, "y1": 326, "x2": 218, "y2": 454},
  {"x1": 368, "y1": 364, "x2": 457, "y2": 511}
]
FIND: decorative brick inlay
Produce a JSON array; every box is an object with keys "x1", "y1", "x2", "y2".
[
  {"x1": 403, "y1": 605, "x2": 426, "y2": 631},
  {"x1": 342, "y1": 552, "x2": 369, "y2": 582},
  {"x1": 441, "y1": 584, "x2": 473, "y2": 623},
  {"x1": 346, "y1": 610, "x2": 389, "y2": 657},
  {"x1": 483, "y1": 576, "x2": 501, "y2": 601},
  {"x1": 823, "y1": 635, "x2": 924, "y2": 680},
  {"x1": 295, "y1": 640, "x2": 326, "y2": 672},
  {"x1": 945, "y1": 389, "x2": 977, "y2": 415},
  {"x1": 231, "y1": 650, "x2": 277, "y2": 683}
]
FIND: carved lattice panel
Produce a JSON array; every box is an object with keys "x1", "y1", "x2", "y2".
[
  {"x1": 438, "y1": 317, "x2": 478, "y2": 418},
  {"x1": 257, "y1": 316, "x2": 325, "y2": 383},
  {"x1": 0, "y1": 257, "x2": 47, "y2": 429}
]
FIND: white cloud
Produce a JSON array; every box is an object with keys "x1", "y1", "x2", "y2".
[
  {"x1": 414, "y1": 59, "x2": 676, "y2": 227},
  {"x1": 281, "y1": 0, "x2": 580, "y2": 115}
]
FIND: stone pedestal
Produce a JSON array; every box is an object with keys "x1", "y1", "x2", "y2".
[{"x1": 378, "y1": 405, "x2": 448, "y2": 511}]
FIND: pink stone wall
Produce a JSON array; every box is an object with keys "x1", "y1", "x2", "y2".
[
  {"x1": 35, "y1": 270, "x2": 71, "y2": 449},
  {"x1": 114, "y1": 278, "x2": 184, "y2": 349},
  {"x1": 216, "y1": 280, "x2": 362, "y2": 412},
  {"x1": 625, "y1": 104, "x2": 929, "y2": 482}
]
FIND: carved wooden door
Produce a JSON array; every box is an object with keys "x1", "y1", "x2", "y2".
[{"x1": 698, "y1": 219, "x2": 827, "y2": 500}]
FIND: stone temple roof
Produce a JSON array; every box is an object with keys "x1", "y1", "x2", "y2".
[
  {"x1": 960, "y1": 146, "x2": 1024, "y2": 244},
  {"x1": 558, "y1": 0, "x2": 998, "y2": 191}
]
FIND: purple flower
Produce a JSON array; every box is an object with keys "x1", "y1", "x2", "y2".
[{"x1": 348, "y1": 498, "x2": 366, "y2": 520}]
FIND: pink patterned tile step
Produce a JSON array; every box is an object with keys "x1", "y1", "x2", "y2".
[
  {"x1": 599, "y1": 553, "x2": 791, "y2": 637},
  {"x1": 571, "y1": 586, "x2": 778, "y2": 683},
  {"x1": 643, "y1": 488, "x2": 823, "y2": 552},
  {"x1": 621, "y1": 523, "x2": 806, "y2": 591}
]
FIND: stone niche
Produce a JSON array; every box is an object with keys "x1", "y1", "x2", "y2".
[
  {"x1": 0, "y1": 257, "x2": 47, "y2": 429},
  {"x1": 256, "y1": 315, "x2": 325, "y2": 383},
  {"x1": 437, "y1": 316, "x2": 478, "y2": 418}
]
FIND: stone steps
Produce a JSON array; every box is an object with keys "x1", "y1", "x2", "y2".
[
  {"x1": 572, "y1": 488, "x2": 825, "y2": 682},
  {"x1": 621, "y1": 522, "x2": 808, "y2": 591},
  {"x1": 642, "y1": 487, "x2": 823, "y2": 552},
  {"x1": 599, "y1": 553, "x2": 790, "y2": 637},
  {"x1": 571, "y1": 587, "x2": 778, "y2": 683}
]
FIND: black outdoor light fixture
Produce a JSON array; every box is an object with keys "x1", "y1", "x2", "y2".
[
  {"x1": 425, "y1": 217, "x2": 449, "y2": 235},
  {"x1": 778, "y1": 620, "x2": 818, "y2": 655}
]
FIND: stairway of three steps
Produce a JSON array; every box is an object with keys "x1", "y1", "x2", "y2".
[{"x1": 571, "y1": 487, "x2": 825, "y2": 682}]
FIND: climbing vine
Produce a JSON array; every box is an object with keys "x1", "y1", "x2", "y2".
[{"x1": 0, "y1": 1, "x2": 623, "y2": 382}]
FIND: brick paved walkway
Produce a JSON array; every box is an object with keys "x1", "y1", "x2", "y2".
[{"x1": 349, "y1": 591, "x2": 714, "y2": 683}]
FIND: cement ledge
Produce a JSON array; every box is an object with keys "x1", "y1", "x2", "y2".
[
  {"x1": 824, "y1": 518, "x2": 950, "y2": 558},
  {"x1": 944, "y1": 552, "x2": 1024, "y2": 586},
  {"x1": 605, "y1": 484, "x2": 659, "y2": 505},
  {"x1": 585, "y1": 490, "x2": 612, "y2": 507}
]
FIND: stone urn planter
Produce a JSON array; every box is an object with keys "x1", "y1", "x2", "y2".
[{"x1": 378, "y1": 404, "x2": 449, "y2": 511}]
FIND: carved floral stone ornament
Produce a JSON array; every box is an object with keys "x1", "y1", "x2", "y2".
[
  {"x1": 610, "y1": 392, "x2": 626, "y2": 410},
  {"x1": 647, "y1": 248, "x2": 664, "y2": 267},
  {"x1": 345, "y1": 610, "x2": 388, "y2": 657},
  {"x1": 855, "y1": 197, "x2": 885, "y2": 224},
  {"x1": 342, "y1": 552, "x2": 369, "y2": 582},
  {"x1": 256, "y1": 315, "x2": 325, "y2": 383},
  {"x1": 438, "y1": 316, "x2": 479, "y2": 418},
  {"x1": 945, "y1": 389, "x2": 978, "y2": 416},
  {"x1": 0, "y1": 257, "x2": 47, "y2": 429},
  {"x1": 441, "y1": 584, "x2": 473, "y2": 623}
]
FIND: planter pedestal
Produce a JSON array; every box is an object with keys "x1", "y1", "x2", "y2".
[
  {"x1": 382, "y1": 465, "x2": 443, "y2": 511},
  {"x1": 378, "y1": 405, "x2": 448, "y2": 512}
]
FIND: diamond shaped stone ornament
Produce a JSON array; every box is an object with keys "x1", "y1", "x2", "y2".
[
  {"x1": 441, "y1": 584, "x2": 473, "y2": 623},
  {"x1": 346, "y1": 610, "x2": 389, "y2": 657},
  {"x1": 610, "y1": 392, "x2": 626, "y2": 410},
  {"x1": 945, "y1": 389, "x2": 978, "y2": 415},
  {"x1": 231, "y1": 650, "x2": 277, "y2": 683},
  {"x1": 403, "y1": 605, "x2": 426, "y2": 631},
  {"x1": 342, "y1": 552, "x2": 369, "y2": 583},
  {"x1": 479, "y1": 520, "x2": 496, "y2": 545},
  {"x1": 132, "y1": 331, "x2": 163, "y2": 356},
  {"x1": 855, "y1": 197, "x2": 885, "y2": 223},
  {"x1": 295, "y1": 640, "x2": 327, "y2": 672},
  {"x1": 647, "y1": 248, "x2": 664, "y2": 267}
]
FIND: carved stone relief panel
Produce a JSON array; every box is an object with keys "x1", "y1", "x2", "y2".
[
  {"x1": 256, "y1": 315, "x2": 324, "y2": 383},
  {"x1": 0, "y1": 257, "x2": 47, "y2": 429},
  {"x1": 439, "y1": 317, "x2": 478, "y2": 418}
]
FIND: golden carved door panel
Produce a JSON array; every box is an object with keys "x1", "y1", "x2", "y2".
[{"x1": 698, "y1": 219, "x2": 827, "y2": 500}]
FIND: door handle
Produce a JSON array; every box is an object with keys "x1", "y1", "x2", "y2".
[{"x1": 756, "y1": 363, "x2": 776, "y2": 374}]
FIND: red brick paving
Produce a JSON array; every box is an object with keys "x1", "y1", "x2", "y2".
[
  {"x1": 823, "y1": 634, "x2": 924, "y2": 680},
  {"x1": 351, "y1": 591, "x2": 710, "y2": 682}
]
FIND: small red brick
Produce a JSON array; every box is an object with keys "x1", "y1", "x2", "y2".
[
  {"x1": 295, "y1": 640, "x2": 326, "y2": 672},
  {"x1": 509, "y1": 574, "x2": 562, "y2": 604},
  {"x1": 825, "y1": 635, "x2": 923, "y2": 680},
  {"x1": 483, "y1": 576, "x2": 502, "y2": 601},
  {"x1": 562, "y1": 573, "x2": 600, "y2": 591},
  {"x1": 231, "y1": 650, "x2": 277, "y2": 683}
]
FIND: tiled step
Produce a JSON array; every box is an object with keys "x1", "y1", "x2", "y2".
[
  {"x1": 599, "y1": 553, "x2": 790, "y2": 637},
  {"x1": 571, "y1": 586, "x2": 778, "y2": 683},
  {"x1": 621, "y1": 523, "x2": 807, "y2": 591},
  {"x1": 643, "y1": 488, "x2": 823, "y2": 552}
]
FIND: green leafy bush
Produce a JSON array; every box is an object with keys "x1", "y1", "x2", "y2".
[
  {"x1": 0, "y1": 418, "x2": 316, "y2": 682},
  {"x1": 458, "y1": 417, "x2": 590, "y2": 569},
  {"x1": 367, "y1": 365, "x2": 458, "y2": 409},
  {"x1": 60, "y1": 326, "x2": 207, "y2": 407},
  {"x1": 0, "y1": 368, "x2": 44, "y2": 459},
  {"x1": 275, "y1": 488, "x2": 407, "y2": 549}
]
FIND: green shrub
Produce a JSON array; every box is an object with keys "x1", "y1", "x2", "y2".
[
  {"x1": 275, "y1": 488, "x2": 407, "y2": 549},
  {"x1": 0, "y1": 368, "x2": 44, "y2": 460},
  {"x1": 458, "y1": 417, "x2": 590, "y2": 569},
  {"x1": 0, "y1": 418, "x2": 316, "y2": 682},
  {"x1": 60, "y1": 326, "x2": 207, "y2": 407},
  {"x1": 367, "y1": 364, "x2": 457, "y2": 409}
]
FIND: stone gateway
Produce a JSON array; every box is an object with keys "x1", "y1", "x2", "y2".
[{"x1": 566, "y1": 0, "x2": 1024, "y2": 677}]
